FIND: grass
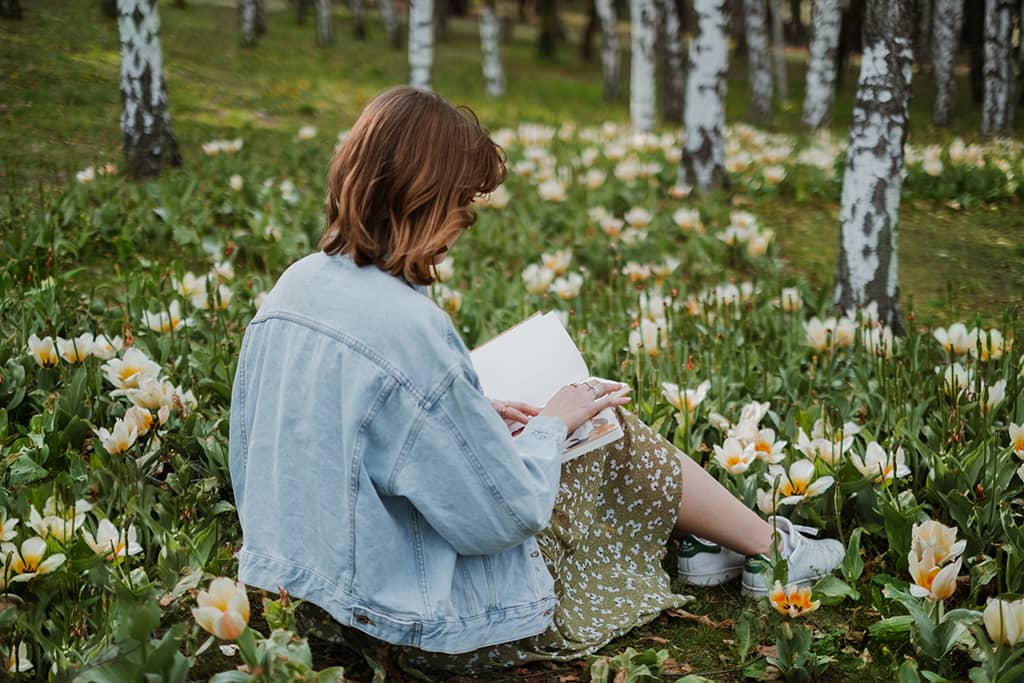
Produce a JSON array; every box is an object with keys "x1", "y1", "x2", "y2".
[
  {"x1": 3, "y1": 0, "x2": 1021, "y2": 327},
  {"x1": 1, "y1": 3, "x2": 1022, "y2": 679}
]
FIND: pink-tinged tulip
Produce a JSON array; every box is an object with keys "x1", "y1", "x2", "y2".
[{"x1": 193, "y1": 577, "x2": 251, "y2": 640}]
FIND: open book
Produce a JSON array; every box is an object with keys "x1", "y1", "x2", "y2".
[{"x1": 469, "y1": 312, "x2": 626, "y2": 461}]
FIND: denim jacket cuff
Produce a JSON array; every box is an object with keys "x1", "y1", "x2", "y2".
[{"x1": 520, "y1": 415, "x2": 569, "y2": 443}]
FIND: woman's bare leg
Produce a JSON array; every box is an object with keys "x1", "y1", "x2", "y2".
[{"x1": 672, "y1": 452, "x2": 775, "y2": 557}]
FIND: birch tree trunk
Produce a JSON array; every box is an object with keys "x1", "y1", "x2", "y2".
[
  {"x1": 239, "y1": 0, "x2": 257, "y2": 46},
  {"x1": 316, "y1": 0, "x2": 334, "y2": 45},
  {"x1": 630, "y1": 0, "x2": 658, "y2": 131},
  {"x1": 480, "y1": 1, "x2": 505, "y2": 96},
  {"x1": 378, "y1": 0, "x2": 400, "y2": 48},
  {"x1": 769, "y1": 0, "x2": 787, "y2": 97},
  {"x1": 834, "y1": 0, "x2": 912, "y2": 335},
  {"x1": 596, "y1": 0, "x2": 622, "y2": 100},
  {"x1": 351, "y1": 0, "x2": 367, "y2": 38},
  {"x1": 409, "y1": 0, "x2": 434, "y2": 89},
  {"x1": 801, "y1": 0, "x2": 841, "y2": 128},
  {"x1": 657, "y1": 0, "x2": 685, "y2": 122},
  {"x1": 678, "y1": 0, "x2": 730, "y2": 192},
  {"x1": 931, "y1": 0, "x2": 963, "y2": 125},
  {"x1": 744, "y1": 0, "x2": 773, "y2": 122},
  {"x1": 981, "y1": 0, "x2": 1014, "y2": 135},
  {"x1": 118, "y1": 0, "x2": 181, "y2": 179}
]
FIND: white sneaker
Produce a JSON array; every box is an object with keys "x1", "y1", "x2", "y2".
[
  {"x1": 740, "y1": 516, "x2": 845, "y2": 597},
  {"x1": 677, "y1": 535, "x2": 745, "y2": 586}
]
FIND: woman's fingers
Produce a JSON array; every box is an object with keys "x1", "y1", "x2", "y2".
[
  {"x1": 507, "y1": 401, "x2": 540, "y2": 416},
  {"x1": 504, "y1": 406, "x2": 534, "y2": 424}
]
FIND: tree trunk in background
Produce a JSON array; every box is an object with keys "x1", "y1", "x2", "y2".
[
  {"x1": 596, "y1": 0, "x2": 622, "y2": 100},
  {"x1": 981, "y1": 0, "x2": 1014, "y2": 135},
  {"x1": 581, "y1": 0, "x2": 599, "y2": 62},
  {"x1": 409, "y1": 0, "x2": 434, "y2": 88},
  {"x1": 801, "y1": 0, "x2": 840, "y2": 128},
  {"x1": 435, "y1": 0, "x2": 449, "y2": 42},
  {"x1": 915, "y1": 0, "x2": 932, "y2": 69},
  {"x1": 255, "y1": 0, "x2": 267, "y2": 34},
  {"x1": 316, "y1": 0, "x2": 334, "y2": 44},
  {"x1": 102, "y1": 0, "x2": 118, "y2": 19},
  {"x1": 379, "y1": 0, "x2": 400, "y2": 48},
  {"x1": 480, "y1": 1, "x2": 505, "y2": 95},
  {"x1": 1020, "y1": 0, "x2": 1024, "y2": 104},
  {"x1": 965, "y1": 0, "x2": 984, "y2": 102},
  {"x1": 297, "y1": 0, "x2": 312, "y2": 24},
  {"x1": 744, "y1": 0, "x2": 773, "y2": 122},
  {"x1": 657, "y1": 0, "x2": 685, "y2": 122},
  {"x1": 836, "y1": 0, "x2": 863, "y2": 88},
  {"x1": 679, "y1": 0, "x2": 730, "y2": 192},
  {"x1": 630, "y1": 0, "x2": 658, "y2": 130},
  {"x1": 730, "y1": 0, "x2": 748, "y2": 57},
  {"x1": 239, "y1": 0, "x2": 257, "y2": 45},
  {"x1": 931, "y1": 0, "x2": 963, "y2": 125},
  {"x1": 351, "y1": 0, "x2": 367, "y2": 38},
  {"x1": 537, "y1": 0, "x2": 560, "y2": 59},
  {"x1": 0, "y1": 0, "x2": 22, "y2": 19},
  {"x1": 769, "y1": 0, "x2": 787, "y2": 98},
  {"x1": 834, "y1": 0, "x2": 911, "y2": 335},
  {"x1": 788, "y1": 0, "x2": 805, "y2": 43},
  {"x1": 118, "y1": 0, "x2": 181, "y2": 179}
]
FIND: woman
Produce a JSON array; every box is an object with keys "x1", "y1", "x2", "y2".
[{"x1": 228, "y1": 86, "x2": 842, "y2": 674}]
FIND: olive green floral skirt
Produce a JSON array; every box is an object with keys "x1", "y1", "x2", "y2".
[{"x1": 297, "y1": 409, "x2": 690, "y2": 676}]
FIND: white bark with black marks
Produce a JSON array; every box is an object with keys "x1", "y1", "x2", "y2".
[
  {"x1": 409, "y1": 0, "x2": 434, "y2": 89},
  {"x1": 239, "y1": 0, "x2": 257, "y2": 46},
  {"x1": 596, "y1": 0, "x2": 622, "y2": 100},
  {"x1": 630, "y1": 0, "x2": 657, "y2": 131},
  {"x1": 769, "y1": 0, "x2": 787, "y2": 97},
  {"x1": 316, "y1": 0, "x2": 334, "y2": 45},
  {"x1": 744, "y1": 0, "x2": 773, "y2": 122},
  {"x1": 378, "y1": 0, "x2": 400, "y2": 48},
  {"x1": 480, "y1": 3, "x2": 505, "y2": 96},
  {"x1": 981, "y1": 0, "x2": 1013, "y2": 135},
  {"x1": 678, "y1": 0, "x2": 729, "y2": 191},
  {"x1": 118, "y1": 0, "x2": 181, "y2": 178},
  {"x1": 931, "y1": 0, "x2": 963, "y2": 125},
  {"x1": 801, "y1": 0, "x2": 841, "y2": 128},
  {"x1": 834, "y1": 0, "x2": 912, "y2": 334}
]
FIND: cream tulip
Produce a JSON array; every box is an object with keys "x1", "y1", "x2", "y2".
[
  {"x1": 82, "y1": 519, "x2": 143, "y2": 561},
  {"x1": 983, "y1": 598, "x2": 1024, "y2": 646},
  {"x1": 192, "y1": 577, "x2": 251, "y2": 640},
  {"x1": 2, "y1": 537, "x2": 65, "y2": 583},
  {"x1": 27, "y1": 334, "x2": 59, "y2": 368},
  {"x1": 713, "y1": 438, "x2": 757, "y2": 475}
]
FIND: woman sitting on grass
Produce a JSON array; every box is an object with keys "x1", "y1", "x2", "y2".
[{"x1": 227, "y1": 86, "x2": 843, "y2": 674}]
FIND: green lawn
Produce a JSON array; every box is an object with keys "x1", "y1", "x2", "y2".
[{"x1": 1, "y1": 5, "x2": 1023, "y2": 679}]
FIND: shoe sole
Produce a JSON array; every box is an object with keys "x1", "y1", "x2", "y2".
[
  {"x1": 740, "y1": 573, "x2": 824, "y2": 597},
  {"x1": 678, "y1": 568, "x2": 743, "y2": 586}
]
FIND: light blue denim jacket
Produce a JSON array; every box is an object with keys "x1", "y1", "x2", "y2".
[{"x1": 228, "y1": 251, "x2": 569, "y2": 654}]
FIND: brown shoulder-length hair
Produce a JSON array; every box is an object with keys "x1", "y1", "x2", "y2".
[{"x1": 319, "y1": 86, "x2": 507, "y2": 286}]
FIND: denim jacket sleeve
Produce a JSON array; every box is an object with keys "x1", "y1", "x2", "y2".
[{"x1": 388, "y1": 366, "x2": 568, "y2": 557}]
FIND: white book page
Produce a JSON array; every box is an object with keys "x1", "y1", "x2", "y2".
[{"x1": 469, "y1": 312, "x2": 589, "y2": 406}]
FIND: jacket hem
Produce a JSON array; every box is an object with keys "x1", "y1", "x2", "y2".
[{"x1": 237, "y1": 549, "x2": 557, "y2": 654}]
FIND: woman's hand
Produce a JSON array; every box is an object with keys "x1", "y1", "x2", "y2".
[
  {"x1": 491, "y1": 399, "x2": 540, "y2": 433},
  {"x1": 539, "y1": 380, "x2": 631, "y2": 434}
]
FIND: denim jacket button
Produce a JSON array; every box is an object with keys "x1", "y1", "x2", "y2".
[
  {"x1": 530, "y1": 551, "x2": 540, "y2": 558},
  {"x1": 355, "y1": 614, "x2": 373, "y2": 626},
  {"x1": 543, "y1": 608, "x2": 553, "y2": 616}
]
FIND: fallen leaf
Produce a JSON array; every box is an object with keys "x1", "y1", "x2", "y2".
[{"x1": 755, "y1": 644, "x2": 778, "y2": 658}]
